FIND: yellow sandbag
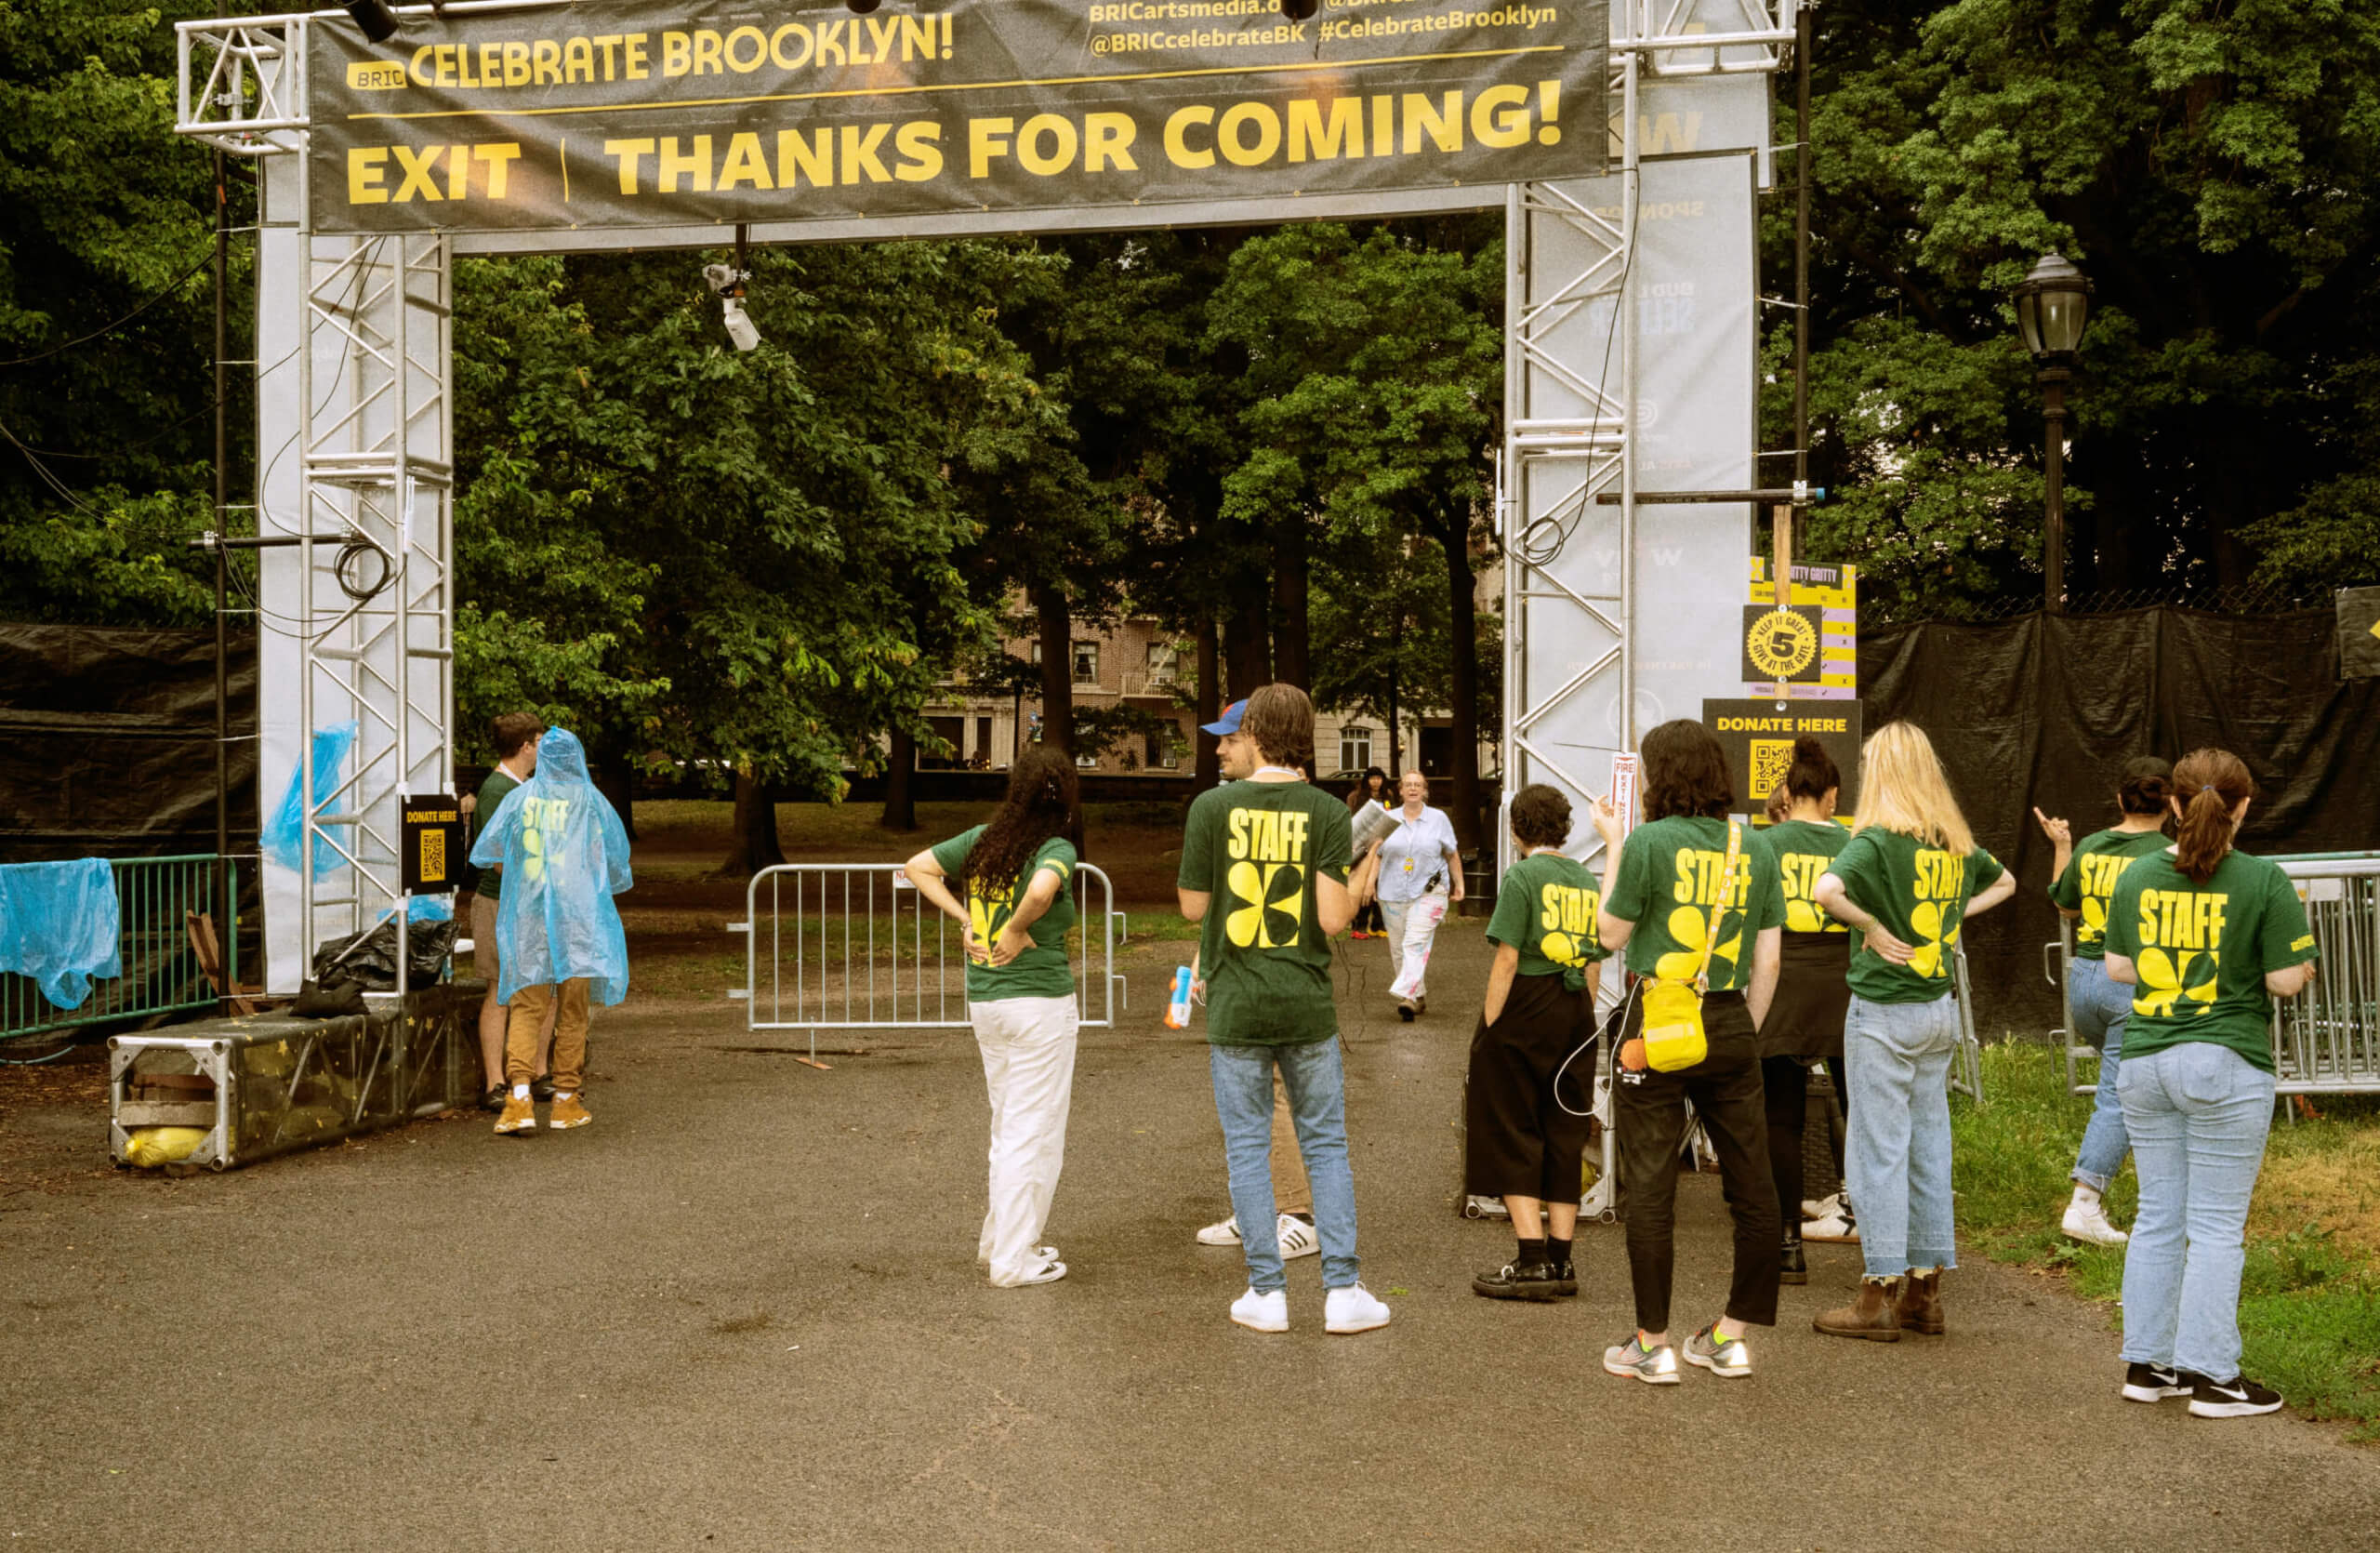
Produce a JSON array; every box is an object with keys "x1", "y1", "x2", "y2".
[{"x1": 123, "y1": 1126, "x2": 208, "y2": 1167}]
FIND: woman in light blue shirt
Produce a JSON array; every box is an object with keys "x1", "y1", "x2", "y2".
[{"x1": 1360, "y1": 769, "x2": 1464, "y2": 1019}]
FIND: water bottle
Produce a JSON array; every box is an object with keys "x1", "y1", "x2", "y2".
[{"x1": 1166, "y1": 965, "x2": 1195, "y2": 1029}]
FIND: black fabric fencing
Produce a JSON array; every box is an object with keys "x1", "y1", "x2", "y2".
[
  {"x1": 0, "y1": 624, "x2": 258, "y2": 864},
  {"x1": 1861, "y1": 606, "x2": 2380, "y2": 1038}
]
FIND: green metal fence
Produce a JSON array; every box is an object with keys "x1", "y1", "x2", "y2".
[{"x1": 1, "y1": 855, "x2": 239, "y2": 1043}]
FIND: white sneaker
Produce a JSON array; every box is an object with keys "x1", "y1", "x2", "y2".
[
  {"x1": 1805, "y1": 1206, "x2": 1859, "y2": 1243},
  {"x1": 1001, "y1": 1257, "x2": 1066, "y2": 1287},
  {"x1": 1325, "y1": 1282, "x2": 1393, "y2": 1334},
  {"x1": 1231, "y1": 1286, "x2": 1289, "y2": 1333},
  {"x1": 1197, "y1": 1214, "x2": 1241, "y2": 1247},
  {"x1": 2063, "y1": 1197, "x2": 2130, "y2": 1246},
  {"x1": 1276, "y1": 1214, "x2": 1320, "y2": 1260},
  {"x1": 1802, "y1": 1190, "x2": 1843, "y2": 1221}
]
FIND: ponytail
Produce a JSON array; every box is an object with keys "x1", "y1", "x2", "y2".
[
  {"x1": 2170, "y1": 748, "x2": 2251, "y2": 885},
  {"x1": 1784, "y1": 735, "x2": 1841, "y2": 803},
  {"x1": 2117, "y1": 755, "x2": 2172, "y2": 817}
]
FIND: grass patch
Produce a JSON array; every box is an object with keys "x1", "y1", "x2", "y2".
[{"x1": 1954, "y1": 1042, "x2": 2380, "y2": 1440}]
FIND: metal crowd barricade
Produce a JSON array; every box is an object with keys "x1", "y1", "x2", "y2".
[
  {"x1": 1, "y1": 855, "x2": 239, "y2": 1042},
  {"x1": 1949, "y1": 942, "x2": 1985, "y2": 1104},
  {"x1": 2270, "y1": 853, "x2": 2380, "y2": 1096},
  {"x1": 729, "y1": 862, "x2": 1128, "y2": 1064},
  {"x1": 2045, "y1": 921, "x2": 2096, "y2": 1097}
]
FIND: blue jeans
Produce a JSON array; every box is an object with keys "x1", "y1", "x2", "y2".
[
  {"x1": 1210, "y1": 1039, "x2": 1360, "y2": 1292},
  {"x1": 1844, "y1": 994, "x2": 1961, "y2": 1281},
  {"x1": 2118, "y1": 1042, "x2": 2274, "y2": 1381},
  {"x1": 2069, "y1": 956, "x2": 2133, "y2": 1191}
]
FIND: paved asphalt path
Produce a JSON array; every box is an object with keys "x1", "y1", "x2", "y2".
[{"x1": 7, "y1": 921, "x2": 2378, "y2": 1551}]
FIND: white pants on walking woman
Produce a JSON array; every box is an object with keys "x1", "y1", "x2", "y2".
[
  {"x1": 970, "y1": 992, "x2": 1080, "y2": 1285},
  {"x1": 1381, "y1": 889, "x2": 1449, "y2": 1001}
]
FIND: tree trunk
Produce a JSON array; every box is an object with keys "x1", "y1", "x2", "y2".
[
  {"x1": 591, "y1": 740, "x2": 637, "y2": 842},
  {"x1": 1195, "y1": 611, "x2": 1221, "y2": 791},
  {"x1": 1386, "y1": 617, "x2": 1403, "y2": 780},
  {"x1": 1223, "y1": 565, "x2": 1271, "y2": 697},
  {"x1": 1035, "y1": 582, "x2": 1074, "y2": 755},
  {"x1": 1272, "y1": 516, "x2": 1311, "y2": 690},
  {"x1": 1434, "y1": 516, "x2": 1488, "y2": 875},
  {"x1": 880, "y1": 726, "x2": 919, "y2": 831},
  {"x1": 720, "y1": 771, "x2": 785, "y2": 877}
]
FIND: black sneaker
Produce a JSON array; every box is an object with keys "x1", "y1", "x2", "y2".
[
  {"x1": 1397, "y1": 1000, "x2": 1418, "y2": 1022},
  {"x1": 2189, "y1": 1374, "x2": 2283, "y2": 1418},
  {"x1": 2122, "y1": 1361, "x2": 2189, "y2": 1403},
  {"x1": 531, "y1": 1074, "x2": 557, "y2": 1103},
  {"x1": 1780, "y1": 1240, "x2": 1808, "y2": 1286},
  {"x1": 1471, "y1": 1258, "x2": 1561, "y2": 1301},
  {"x1": 477, "y1": 1084, "x2": 507, "y2": 1113},
  {"x1": 1547, "y1": 1258, "x2": 1579, "y2": 1297}
]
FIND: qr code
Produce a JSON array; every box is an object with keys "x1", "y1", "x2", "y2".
[
  {"x1": 1750, "y1": 739, "x2": 1795, "y2": 803},
  {"x1": 420, "y1": 830, "x2": 445, "y2": 883}
]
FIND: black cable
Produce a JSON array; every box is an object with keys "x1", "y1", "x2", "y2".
[{"x1": 0, "y1": 249, "x2": 217, "y2": 368}]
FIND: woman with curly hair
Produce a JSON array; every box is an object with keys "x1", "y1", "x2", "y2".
[{"x1": 904, "y1": 744, "x2": 1083, "y2": 1287}]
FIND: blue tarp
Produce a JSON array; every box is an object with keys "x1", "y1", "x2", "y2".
[
  {"x1": 0, "y1": 858, "x2": 122, "y2": 1009},
  {"x1": 261, "y1": 722, "x2": 358, "y2": 878},
  {"x1": 469, "y1": 729, "x2": 633, "y2": 1005}
]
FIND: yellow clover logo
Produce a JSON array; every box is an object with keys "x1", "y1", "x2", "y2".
[
  {"x1": 1786, "y1": 897, "x2": 1827, "y2": 934},
  {"x1": 2135, "y1": 948, "x2": 2218, "y2": 1016},
  {"x1": 1656, "y1": 905, "x2": 1741, "y2": 982},
  {"x1": 1908, "y1": 901, "x2": 1959, "y2": 978},
  {"x1": 2078, "y1": 894, "x2": 2110, "y2": 946},
  {"x1": 520, "y1": 823, "x2": 545, "y2": 883},
  {"x1": 1225, "y1": 861, "x2": 1302, "y2": 949}
]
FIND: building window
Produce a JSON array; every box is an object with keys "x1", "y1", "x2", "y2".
[
  {"x1": 1339, "y1": 726, "x2": 1373, "y2": 775},
  {"x1": 1072, "y1": 642, "x2": 1099, "y2": 685},
  {"x1": 1076, "y1": 750, "x2": 1101, "y2": 769},
  {"x1": 1145, "y1": 642, "x2": 1179, "y2": 685},
  {"x1": 1029, "y1": 640, "x2": 1041, "y2": 665},
  {"x1": 1145, "y1": 726, "x2": 1182, "y2": 770}
]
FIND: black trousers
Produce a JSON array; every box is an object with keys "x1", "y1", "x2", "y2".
[
  {"x1": 1613, "y1": 989, "x2": 1781, "y2": 1332},
  {"x1": 1762, "y1": 1055, "x2": 1845, "y2": 1243},
  {"x1": 1463, "y1": 974, "x2": 1596, "y2": 1200}
]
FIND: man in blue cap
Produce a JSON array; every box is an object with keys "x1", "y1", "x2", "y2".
[{"x1": 1178, "y1": 684, "x2": 1390, "y2": 1335}]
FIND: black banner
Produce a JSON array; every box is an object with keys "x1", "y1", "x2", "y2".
[
  {"x1": 1740, "y1": 604, "x2": 1824, "y2": 684},
  {"x1": 308, "y1": 0, "x2": 1607, "y2": 234},
  {"x1": 401, "y1": 796, "x2": 466, "y2": 894},
  {"x1": 1703, "y1": 698, "x2": 1863, "y2": 817}
]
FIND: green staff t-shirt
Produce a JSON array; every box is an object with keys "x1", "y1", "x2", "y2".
[
  {"x1": 1825, "y1": 828, "x2": 2004, "y2": 1003},
  {"x1": 469, "y1": 767, "x2": 522, "y2": 898},
  {"x1": 1178, "y1": 780, "x2": 1353, "y2": 1046},
  {"x1": 2051, "y1": 827, "x2": 2172, "y2": 961},
  {"x1": 927, "y1": 825, "x2": 1078, "y2": 1002},
  {"x1": 1487, "y1": 850, "x2": 1607, "y2": 991},
  {"x1": 1603, "y1": 816, "x2": 1784, "y2": 993},
  {"x1": 1768, "y1": 817, "x2": 1853, "y2": 936},
  {"x1": 2103, "y1": 848, "x2": 2317, "y2": 1074}
]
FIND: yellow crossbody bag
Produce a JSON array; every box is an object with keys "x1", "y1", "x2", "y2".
[{"x1": 1638, "y1": 820, "x2": 1740, "y2": 1074}]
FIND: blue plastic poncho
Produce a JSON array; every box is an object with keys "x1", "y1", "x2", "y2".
[
  {"x1": 0, "y1": 858, "x2": 123, "y2": 1009},
  {"x1": 260, "y1": 722, "x2": 358, "y2": 878},
  {"x1": 468, "y1": 728, "x2": 633, "y2": 1005}
]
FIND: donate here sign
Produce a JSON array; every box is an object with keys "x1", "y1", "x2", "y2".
[{"x1": 308, "y1": 0, "x2": 1608, "y2": 234}]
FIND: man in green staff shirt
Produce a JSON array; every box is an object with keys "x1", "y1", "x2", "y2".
[{"x1": 1178, "y1": 684, "x2": 1390, "y2": 1338}]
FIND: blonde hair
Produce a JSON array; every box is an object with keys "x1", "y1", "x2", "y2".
[{"x1": 1851, "y1": 722, "x2": 1974, "y2": 855}]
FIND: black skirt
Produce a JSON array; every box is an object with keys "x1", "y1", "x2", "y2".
[
  {"x1": 1464, "y1": 972, "x2": 1598, "y2": 1200},
  {"x1": 1759, "y1": 930, "x2": 1852, "y2": 1061}
]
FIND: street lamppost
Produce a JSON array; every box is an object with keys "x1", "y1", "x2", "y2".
[{"x1": 2013, "y1": 253, "x2": 2093, "y2": 614}]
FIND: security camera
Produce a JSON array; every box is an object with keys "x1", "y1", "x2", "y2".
[{"x1": 702, "y1": 261, "x2": 761, "y2": 352}]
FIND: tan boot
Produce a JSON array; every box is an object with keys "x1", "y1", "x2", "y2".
[
  {"x1": 1896, "y1": 1267, "x2": 1945, "y2": 1335},
  {"x1": 1814, "y1": 1276, "x2": 1902, "y2": 1342}
]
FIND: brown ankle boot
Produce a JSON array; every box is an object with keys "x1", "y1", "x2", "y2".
[
  {"x1": 1814, "y1": 1277, "x2": 1902, "y2": 1342},
  {"x1": 1896, "y1": 1267, "x2": 1944, "y2": 1334}
]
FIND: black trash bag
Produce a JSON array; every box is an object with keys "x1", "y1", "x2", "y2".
[
  {"x1": 309, "y1": 917, "x2": 459, "y2": 992},
  {"x1": 291, "y1": 977, "x2": 368, "y2": 1019}
]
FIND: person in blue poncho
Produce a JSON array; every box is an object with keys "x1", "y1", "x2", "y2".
[{"x1": 468, "y1": 727, "x2": 634, "y2": 1135}]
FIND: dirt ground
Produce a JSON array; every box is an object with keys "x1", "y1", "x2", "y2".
[{"x1": 7, "y1": 895, "x2": 2380, "y2": 1549}]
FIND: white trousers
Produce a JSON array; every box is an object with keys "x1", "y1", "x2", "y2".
[
  {"x1": 970, "y1": 993, "x2": 1080, "y2": 1286},
  {"x1": 1381, "y1": 891, "x2": 1449, "y2": 1000}
]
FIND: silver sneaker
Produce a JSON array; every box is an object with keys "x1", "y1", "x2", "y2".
[
  {"x1": 1603, "y1": 1334, "x2": 1682, "y2": 1385},
  {"x1": 1685, "y1": 1323, "x2": 1752, "y2": 1378}
]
